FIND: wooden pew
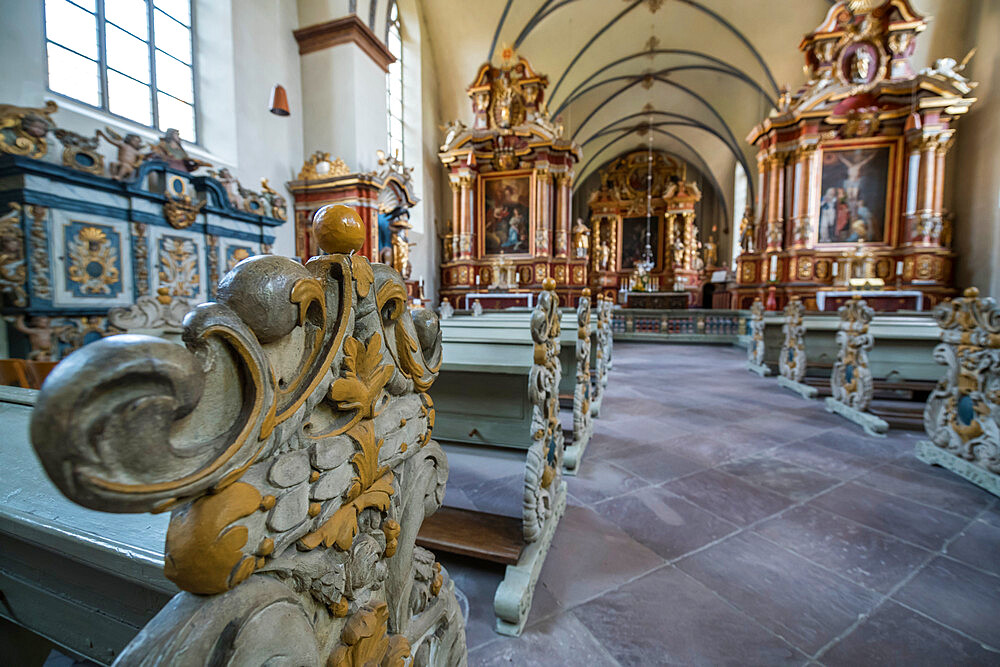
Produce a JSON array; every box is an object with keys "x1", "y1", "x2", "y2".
[
  {"x1": 16, "y1": 206, "x2": 468, "y2": 665},
  {"x1": 757, "y1": 305, "x2": 939, "y2": 430},
  {"x1": 916, "y1": 288, "x2": 1000, "y2": 497},
  {"x1": 746, "y1": 299, "x2": 771, "y2": 376},
  {"x1": 0, "y1": 386, "x2": 175, "y2": 664},
  {"x1": 418, "y1": 280, "x2": 567, "y2": 637},
  {"x1": 776, "y1": 297, "x2": 819, "y2": 399},
  {"x1": 823, "y1": 296, "x2": 890, "y2": 436}
]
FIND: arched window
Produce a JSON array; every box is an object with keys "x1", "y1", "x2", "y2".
[
  {"x1": 43, "y1": 0, "x2": 197, "y2": 141},
  {"x1": 385, "y1": 1, "x2": 403, "y2": 161}
]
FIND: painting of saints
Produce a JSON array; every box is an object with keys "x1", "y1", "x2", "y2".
[
  {"x1": 817, "y1": 146, "x2": 889, "y2": 244},
  {"x1": 483, "y1": 176, "x2": 531, "y2": 255}
]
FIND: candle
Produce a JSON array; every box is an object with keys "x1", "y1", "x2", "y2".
[
  {"x1": 769, "y1": 255, "x2": 778, "y2": 281},
  {"x1": 896, "y1": 261, "x2": 903, "y2": 275},
  {"x1": 475, "y1": 275, "x2": 480, "y2": 286},
  {"x1": 832, "y1": 262, "x2": 838, "y2": 277}
]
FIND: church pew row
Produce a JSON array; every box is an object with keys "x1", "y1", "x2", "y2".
[
  {"x1": 417, "y1": 280, "x2": 568, "y2": 637},
  {"x1": 744, "y1": 298, "x2": 939, "y2": 434},
  {"x1": 610, "y1": 308, "x2": 746, "y2": 344},
  {"x1": 10, "y1": 207, "x2": 468, "y2": 665},
  {"x1": 743, "y1": 289, "x2": 1000, "y2": 497}
]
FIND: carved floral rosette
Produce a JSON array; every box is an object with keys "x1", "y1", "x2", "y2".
[
  {"x1": 779, "y1": 298, "x2": 808, "y2": 383},
  {"x1": 923, "y1": 288, "x2": 1000, "y2": 475},
  {"x1": 572, "y1": 292, "x2": 592, "y2": 450},
  {"x1": 523, "y1": 283, "x2": 563, "y2": 542},
  {"x1": 29, "y1": 210, "x2": 466, "y2": 666},
  {"x1": 748, "y1": 299, "x2": 766, "y2": 366},
  {"x1": 830, "y1": 296, "x2": 876, "y2": 410}
]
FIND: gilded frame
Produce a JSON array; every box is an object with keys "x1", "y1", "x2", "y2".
[
  {"x1": 813, "y1": 136, "x2": 902, "y2": 248},
  {"x1": 477, "y1": 170, "x2": 536, "y2": 258}
]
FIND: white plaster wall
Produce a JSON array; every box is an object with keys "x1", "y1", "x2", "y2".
[{"x1": 231, "y1": 0, "x2": 304, "y2": 258}]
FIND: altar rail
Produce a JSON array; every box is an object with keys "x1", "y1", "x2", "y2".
[{"x1": 610, "y1": 309, "x2": 747, "y2": 343}]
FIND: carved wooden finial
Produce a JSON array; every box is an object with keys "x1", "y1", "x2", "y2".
[
  {"x1": 964, "y1": 286, "x2": 980, "y2": 298},
  {"x1": 581, "y1": 287, "x2": 591, "y2": 297},
  {"x1": 313, "y1": 204, "x2": 365, "y2": 255},
  {"x1": 542, "y1": 277, "x2": 556, "y2": 291}
]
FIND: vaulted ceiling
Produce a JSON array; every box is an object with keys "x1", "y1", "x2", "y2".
[{"x1": 421, "y1": 0, "x2": 968, "y2": 223}]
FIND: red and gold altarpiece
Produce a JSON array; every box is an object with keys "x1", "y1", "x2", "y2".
[
  {"x1": 588, "y1": 150, "x2": 705, "y2": 304},
  {"x1": 732, "y1": 0, "x2": 977, "y2": 310},
  {"x1": 438, "y1": 54, "x2": 585, "y2": 307}
]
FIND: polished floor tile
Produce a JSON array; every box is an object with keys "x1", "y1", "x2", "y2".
[
  {"x1": 433, "y1": 342, "x2": 1000, "y2": 663},
  {"x1": 676, "y1": 532, "x2": 881, "y2": 655}
]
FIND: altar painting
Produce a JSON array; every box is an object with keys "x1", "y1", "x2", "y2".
[
  {"x1": 480, "y1": 172, "x2": 533, "y2": 256},
  {"x1": 619, "y1": 216, "x2": 660, "y2": 270},
  {"x1": 817, "y1": 144, "x2": 892, "y2": 245}
]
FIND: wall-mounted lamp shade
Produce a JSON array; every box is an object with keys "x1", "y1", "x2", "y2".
[{"x1": 270, "y1": 84, "x2": 290, "y2": 116}]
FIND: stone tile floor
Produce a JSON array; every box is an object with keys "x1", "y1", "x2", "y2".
[{"x1": 439, "y1": 342, "x2": 1000, "y2": 665}]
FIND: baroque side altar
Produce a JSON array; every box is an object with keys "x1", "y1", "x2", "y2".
[
  {"x1": 438, "y1": 53, "x2": 586, "y2": 307},
  {"x1": 732, "y1": 0, "x2": 976, "y2": 311}
]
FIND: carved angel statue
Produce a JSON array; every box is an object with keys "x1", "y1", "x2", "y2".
[
  {"x1": 13, "y1": 315, "x2": 68, "y2": 361},
  {"x1": 439, "y1": 120, "x2": 467, "y2": 151},
  {"x1": 739, "y1": 206, "x2": 756, "y2": 253},
  {"x1": 920, "y1": 49, "x2": 977, "y2": 94},
  {"x1": 97, "y1": 127, "x2": 145, "y2": 180},
  {"x1": 210, "y1": 168, "x2": 244, "y2": 209},
  {"x1": 146, "y1": 128, "x2": 211, "y2": 172},
  {"x1": 260, "y1": 178, "x2": 288, "y2": 221}
]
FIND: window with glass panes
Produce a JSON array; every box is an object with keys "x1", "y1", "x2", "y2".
[
  {"x1": 385, "y1": 2, "x2": 403, "y2": 161},
  {"x1": 44, "y1": 0, "x2": 197, "y2": 142}
]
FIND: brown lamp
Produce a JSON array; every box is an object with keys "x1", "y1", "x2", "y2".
[{"x1": 269, "y1": 84, "x2": 290, "y2": 116}]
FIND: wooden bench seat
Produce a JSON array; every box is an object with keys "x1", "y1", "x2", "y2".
[{"x1": 417, "y1": 507, "x2": 523, "y2": 566}]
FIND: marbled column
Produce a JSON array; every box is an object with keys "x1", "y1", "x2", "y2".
[
  {"x1": 765, "y1": 154, "x2": 786, "y2": 251},
  {"x1": 535, "y1": 169, "x2": 552, "y2": 256},
  {"x1": 448, "y1": 178, "x2": 461, "y2": 260},
  {"x1": 682, "y1": 212, "x2": 697, "y2": 270},
  {"x1": 554, "y1": 172, "x2": 571, "y2": 259},
  {"x1": 458, "y1": 174, "x2": 474, "y2": 260}
]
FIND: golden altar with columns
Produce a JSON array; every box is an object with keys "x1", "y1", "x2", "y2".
[
  {"x1": 732, "y1": 0, "x2": 976, "y2": 311},
  {"x1": 438, "y1": 52, "x2": 585, "y2": 307}
]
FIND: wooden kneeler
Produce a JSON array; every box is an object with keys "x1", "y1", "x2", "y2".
[{"x1": 418, "y1": 279, "x2": 567, "y2": 637}]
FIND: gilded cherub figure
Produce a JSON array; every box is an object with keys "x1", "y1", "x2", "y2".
[
  {"x1": 146, "y1": 128, "x2": 211, "y2": 172},
  {"x1": 97, "y1": 127, "x2": 144, "y2": 180},
  {"x1": 13, "y1": 315, "x2": 68, "y2": 361}
]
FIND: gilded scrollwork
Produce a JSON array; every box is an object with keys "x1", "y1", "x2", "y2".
[
  {"x1": 30, "y1": 204, "x2": 466, "y2": 665},
  {"x1": 158, "y1": 235, "x2": 200, "y2": 298},
  {"x1": 830, "y1": 296, "x2": 875, "y2": 409},
  {"x1": 564, "y1": 289, "x2": 592, "y2": 473},
  {"x1": 0, "y1": 203, "x2": 27, "y2": 307},
  {"x1": 0, "y1": 100, "x2": 57, "y2": 158},
  {"x1": 27, "y1": 205, "x2": 52, "y2": 301},
  {"x1": 66, "y1": 225, "x2": 121, "y2": 295},
  {"x1": 919, "y1": 288, "x2": 1000, "y2": 490},
  {"x1": 779, "y1": 298, "x2": 808, "y2": 383},
  {"x1": 747, "y1": 298, "x2": 769, "y2": 376},
  {"x1": 523, "y1": 278, "x2": 564, "y2": 542}
]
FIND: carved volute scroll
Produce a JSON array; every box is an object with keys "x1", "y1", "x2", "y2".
[
  {"x1": 573, "y1": 289, "x2": 592, "y2": 451},
  {"x1": 830, "y1": 295, "x2": 876, "y2": 410},
  {"x1": 921, "y1": 288, "x2": 1000, "y2": 483},
  {"x1": 748, "y1": 299, "x2": 766, "y2": 367},
  {"x1": 523, "y1": 278, "x2": 563, "y2": 542},
  {"x1": 779, "y1": 297, "x2": 808, "y2": 383},
  {"x1": 107, "y1": 288, "x2": 195, "y2": 333},
  {"x1": 29, "y1": 204, "x2": 466, "y2": 666}
]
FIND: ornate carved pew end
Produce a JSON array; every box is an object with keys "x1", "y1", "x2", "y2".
[
  {"x1": 916, "y1": 287, "x2": 1000, "y2": 496},
  {"x1": 746, "y1": 298, "x2": 772, "y2": 377},
  {"x1": 590, "y1": 294, "x2": 612, "y2": 417},
  {"x1": 824, "y1": 295, "x2": 889, "y2": 436},
  {"x1": 776, "y1": 297, "x2": 818, "y2": 399},
  {"x1": 563, "y1": 288, "x2": 592, "y2": 475},
  {"x1": 30, "y1": 203, "x2": 467, "y2": 665}
]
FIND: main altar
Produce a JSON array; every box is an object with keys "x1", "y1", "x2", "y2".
[
  {"x1": 437, "y1": 52, "x2": 586, "y2": 308},
  {"x1": 731, "y1": 0, "x2": 977, "y2": 311},
  {"x1": 587, "y1": 149, "x2": 707, "y2": 306}
]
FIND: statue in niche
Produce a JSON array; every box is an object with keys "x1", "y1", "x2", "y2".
[
  {"x1": 703, "y1": 225, "x2": 718, "y2": 268},
  {"x1": 572, "y1": 218, "x2": 590, "y2": 260},
  {"x1": 598, "y1": 241, "x2": 611, "y2": 271},
  {"x1": 97, "y1": 127, "x2": 145, "y2": 181},
  {"x1": 738, "y1": 206, "x2": 756, "y2": 253},
  {"x1": 146, "y1": 128, "x2": 210, "y2": 172},
  {"x1": 379, "y1": 207, "x2": 414, "y2": 280}
]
